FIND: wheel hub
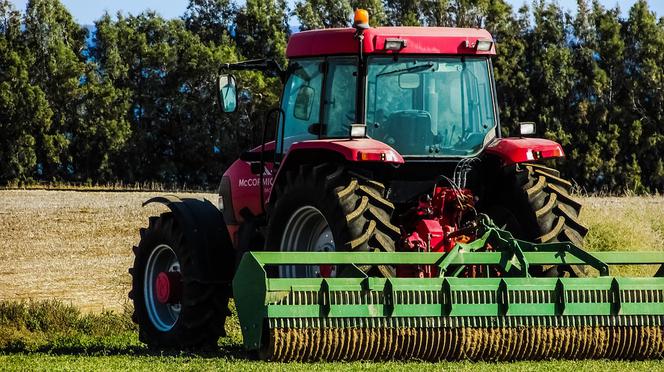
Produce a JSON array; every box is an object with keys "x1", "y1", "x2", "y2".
[
  {"x1": 144, "y1": 244, "x2": 182, "y2": 331},
  {"x1": 280, "y1": 206, "x2": 336, "y2": 278},
  {"x1": 156, "y1": 271, "x2": 182, "y2": 304}
]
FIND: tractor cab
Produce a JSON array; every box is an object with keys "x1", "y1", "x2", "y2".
[
  {"x1": 277, "y1": 53, "x2": 498, "y2": 158},
  {"x1": 218, "y1": 15, "x2": 498, "y2": 161}
]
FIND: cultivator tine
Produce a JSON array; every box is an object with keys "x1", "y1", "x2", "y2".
[{"x1": 259, "y1": 324, "x2": 664, "y2": 361}]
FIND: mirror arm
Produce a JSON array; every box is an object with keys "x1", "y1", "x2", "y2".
[{"x1": 221, "y1": 59, "x2": 286, "y2": 82}]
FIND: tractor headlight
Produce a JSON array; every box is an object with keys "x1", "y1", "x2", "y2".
[
  {"x1": 350, "y1": 124, "x2": 367, "y2": 138},
  {"x1": 475, "y1": 39, "x2": 494, "y2": 51},
  {"x1": 384, "y1": 38, "x2": 407, "y2": 51},
  {"x1": 519, "y1": 122, "x2": 536, "y2": 136}
]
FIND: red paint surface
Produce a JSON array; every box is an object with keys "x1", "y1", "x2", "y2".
[
  {"x1": 221, "y1": 142, "x2": 276, "y2": 250},
  {"x1": 484, "y1": 137, "x2": 565, "y2": 166},
  {"x1": 286, "y1": 138, "x2": 404, "y2": 164},
  {"x1": 223, "y1": 153, "x2": 274, "y2": 224},
  {"x1": 287, "y1": 27, "x2": 496, "y2": 58}
]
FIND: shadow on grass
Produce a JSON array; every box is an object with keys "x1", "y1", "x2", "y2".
[
  {"x1": 1, "y1": 340, "x2": 253, "y2": 360},
  {"x1": 7, "y1": 344, "x2": 249, "y2": 359}
]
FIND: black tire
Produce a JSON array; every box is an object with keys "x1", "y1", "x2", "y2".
[
  {"x1": 266, "y1": 163, "x2": 400, "y2": 277},
  {"x1": 129, "y1": 212, "x2": 229, "y2": 349},
  {"x1": 485, "y1": 163, "x2": 588, "y2": 276}
]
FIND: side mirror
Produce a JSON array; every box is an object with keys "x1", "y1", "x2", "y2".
[
  {"x1": 519, "y1": 122, "x2": 536, "y2": 136},
  {"x1": 293, "y1": 85, "x2": 315, "y2": 120},
  {"x1": 217, "y1": 74, "x2": 238, "y2": 113}
]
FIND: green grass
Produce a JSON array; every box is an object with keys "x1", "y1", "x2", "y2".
[
  {"x1": 1, "y1": 354, "x2": 663, "y2": 372},
  {"x1": 0, "y1": 301, "x2": 140, "y2": 354},
  {"x1": 580, "y1": 196, "x2": 664, "y2": 276},
  {"x1": 1, "y1": 301, "x2": 664, "y2": 371}
]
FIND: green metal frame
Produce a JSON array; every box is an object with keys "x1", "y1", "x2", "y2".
[{"x1": 232, "y1": 219, "x2": 664, "y2": 351}]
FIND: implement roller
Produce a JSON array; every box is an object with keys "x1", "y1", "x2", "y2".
[{"x1": 233, "y1": 218, "x2": 664, "y2": 361}]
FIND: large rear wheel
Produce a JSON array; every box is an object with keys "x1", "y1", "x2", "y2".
[
  {"x1": 484, "y1": 163, "x2": 588, "y2": 276},
  {"x1": 129, "y1": 212, "x2": 229, "y2": 349},
  {"x1": 266, "y1": 163, "x2": 400, "y2": 278}
]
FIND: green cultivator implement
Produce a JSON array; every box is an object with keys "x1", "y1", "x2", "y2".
[{"x1": 233, "y1": 219, "x2": 664, "y2": 361}]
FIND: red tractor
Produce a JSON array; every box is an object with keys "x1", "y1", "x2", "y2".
[{"x1": 129, "y1": 11, "x2": 586, "y2": 349}]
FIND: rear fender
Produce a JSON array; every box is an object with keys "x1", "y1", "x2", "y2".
[
  {"x1": 143, "y1": 195, "x2": 236, "y2": 282},
  {"x1": 284, "y1": 138, "x2": 404, "y2": 164},
  {"x1": 267, "y1": 138, "x2": 404, "y2": 205},
  {"x1": 483, "y1": 137, "x2": 564, "y2": 166}
]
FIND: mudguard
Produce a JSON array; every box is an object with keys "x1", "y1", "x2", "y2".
[
  {"x1": 284, "y1": 138, "x2": 404, "y2": 164},
  {"x1": 484, "y1": 137, "x2": 565, "y2": 166},
  {"x1": 268, "y1": 138, "x2": 404, "y2": 204},
  {"x1": 143, "y1": 195, "x2": 236, "y2": 283}
]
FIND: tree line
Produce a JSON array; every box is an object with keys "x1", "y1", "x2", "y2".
[{"x1": 1, "y1": 0, "x2": 663, "y2": 193}]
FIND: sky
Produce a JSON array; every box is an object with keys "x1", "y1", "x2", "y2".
[{"x1": 9, "y1": 0, "x2": 664, "y2": 26}]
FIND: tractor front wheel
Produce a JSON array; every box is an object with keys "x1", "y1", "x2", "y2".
[{"x1": 266, "y1": 163, "x2": 400, "y2": 278}]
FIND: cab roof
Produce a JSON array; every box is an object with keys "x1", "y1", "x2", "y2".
[{"x1": 286, "y1": 27, "x2": 496, "y2": 59}]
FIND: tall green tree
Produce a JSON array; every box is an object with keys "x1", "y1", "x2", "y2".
[
  {"x1": 563, "y1": 0, "x2": 622, "y2": 191},
  {"x1": 294, "y1": 0, "x2": 352, "y2": 29},
  {"x1": 622, "y1": 0, "x2": 664, "y2": 192},
  {"x1": 295, "y1": 0, "x2": 385, "y2": 29},
  {"x1": 69, "y1": 64, "x2": 132, "y2": 182},
  {"x1": 93, "y1": 12, "x2": 245, "y2": 186},
  {"x1": 524, "y1": 1, "x2": 576, "y2": 169},
  {"x1": 590, "y1": 2, "x2": 628, "y2": 191},
  {"x1": 183, "y1": 0, "x2": 235, "y2": 45},
  {"x1": 484, "y1": 2, "x2": 530, "y2": 137},
  {"x1": 384, "y1": 0, "x2": 421, "y2": 26},
  {"x1": 23, "y1": 0, "x2": 87, "y2": 179},
  {"x1": 234, "y1": 0, "x2": 288, "y2": 64},
  {"x1": 0, "y1": 0, "x2": 51, "y2": 182}
]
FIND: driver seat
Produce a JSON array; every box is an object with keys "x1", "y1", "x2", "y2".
[{"x1": 386, "y1": 110, "x2": 433, "y2": 154}]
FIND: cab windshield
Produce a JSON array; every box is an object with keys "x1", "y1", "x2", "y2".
[{"x1": 366, "y1": 56, "x2": 497, "y2": 156}]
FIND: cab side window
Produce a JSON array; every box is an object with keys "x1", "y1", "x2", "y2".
[
  {"x1": 322, "y1": 57, "x2": 357, "y2": 137},
  {"x1": 278, "y1": 59, "x2": 323, "y2": 154}
]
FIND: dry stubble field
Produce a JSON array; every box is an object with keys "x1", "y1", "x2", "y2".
[
  {"x1": 0, "y1": 190, "x2": 214, "y2": 313},
  {"x1": 1, "y1": 189, "x2": 663, "y2": 313}
]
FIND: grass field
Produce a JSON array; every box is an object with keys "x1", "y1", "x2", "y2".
[
  {"x1": 1, "y1": 190, "x2": 663, "y2": 370},
  {"x1": 2, "y1": 355, "x2": 663, "y2": 371}
]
